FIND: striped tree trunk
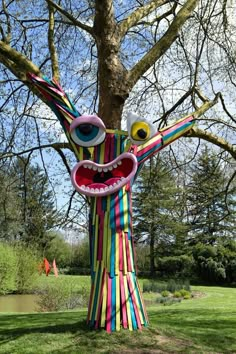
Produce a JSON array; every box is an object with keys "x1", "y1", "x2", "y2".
[{"x1": 87, "y1": 190, "x2": 148, "y2": 332}]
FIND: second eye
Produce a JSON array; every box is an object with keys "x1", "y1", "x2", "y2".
[{"x1": 131, "y1": 121, "x2": 151, "y2": 143}]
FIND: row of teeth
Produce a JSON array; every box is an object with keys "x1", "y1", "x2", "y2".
[
  {"x1": 83, "y1": 160, "x2": 122, "y2": 172},
  {"x1": 80, "y1": 177, "x2": 126, "y2": 193}
]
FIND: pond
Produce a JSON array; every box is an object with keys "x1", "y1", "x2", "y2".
[{"x1": 0, "y1": 294, "x2": 39, "y2": 313}]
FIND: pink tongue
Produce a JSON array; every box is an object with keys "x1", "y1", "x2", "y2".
[{"x1": 88, "y1": 178, "x2": 121, "y2": 189}]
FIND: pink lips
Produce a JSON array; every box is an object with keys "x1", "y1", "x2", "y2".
[{"x1": 71, "y1": 153, "x2": 138, "y2": 197}]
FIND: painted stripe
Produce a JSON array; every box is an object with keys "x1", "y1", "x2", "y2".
[
  {"x1": 111, "y1": 275, "x2": 116, "y2": 331},
  {"x1": 127, "y1": 274, "x2": 142, "y2": 329},
  {"x1": 101, "y1": 271, "x2": 107, "y2": 327},
  {"x1": 116, "y1": 274, "x2": 120, "y2": 331},
  {"x1": 106, "y1": 276, "x2": 112, "y2": 333},
  {"x1": 115, "y1": 232, "x2": 119, "y2": 275},
  {"x1": 123, "y1": 275, "x2": 132, "y2": 331},
  {"x1": 120, "y1": 271, "x2": 127, "y2": 328}
]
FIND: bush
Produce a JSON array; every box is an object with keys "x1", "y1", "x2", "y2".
[
  {"x1": 173, "y1": 291, "x2": 182, "y2": 298},
  {"x1": 183, "y1": 294, "x2": 191, "y2": 299},
  {"x1": 37, "y1": 278, "x2": 89, "y2": 312},
  {"x1": 14, "y1": 245, "x2": 39, "y2": 293},
  {"x1": 143, "y1": 280, "x2": 167, "y2": 293},
  {"x1": 143, "y1": 279, "x2": 191, "y2": 294},
  {"x1": 0, "y1": 242, "x2": 17, "y2": 294},
  {"x1": 161, "y1": 290, "x2": 169, "y2": 297},
  {"x1": 179, "y1": 289, "x2": 191, "y2": 297},
  {"x1": 156, "y1": 297, "x2": 182, "y2": 305}
]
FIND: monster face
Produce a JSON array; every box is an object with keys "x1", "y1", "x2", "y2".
[{"x1": 70, "y1": 113, "x2": 155, "y2": 197}]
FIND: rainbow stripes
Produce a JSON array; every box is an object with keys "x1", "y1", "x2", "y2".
[{"x1": 28, "y1": 73, "x2": 195, "y2": 332}]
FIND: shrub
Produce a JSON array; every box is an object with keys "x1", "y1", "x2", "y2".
[
  {"x1": 156, "y1": 297, "x2": 181, "y2": 305},
  {"x1": 173, "y1": 291, "x2": 182, "y2": 298},
  {"x1": 183, "y1": 294, "x2": 191, "y2": 299},
  {"x1": 36, "y1": 279, "x2": 89, "y2": 312},
  {"x1": 14, "y1": 245, "x2": 39, "y2": 293},
  {"x1": 143, "y1": 280, "x2": 167, "y2": 293},
  {"x1": 179, "y1": 289, "x2": 190, "y2": 297},
  {"x1": 0, "y1": 242, "x2": 17, "y2": 294},
  {"x1": 161, "y1": 290, "x2": 169, "y2": 297}
]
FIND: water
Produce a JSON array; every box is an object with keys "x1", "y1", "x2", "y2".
[{"x1": 0, "y1": 294, "x2": 39, "y2": 313}]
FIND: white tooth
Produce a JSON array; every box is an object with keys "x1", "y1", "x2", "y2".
[
  {"x1": 113, "y1": 163, "x2": 118, "y2": 168},
  {"x1": 113, "y1": 182, "x2": 117, "y2": 187},
  {"x1": 117, "y1": 161, "x2": 122, "y2": 165},
  {"x1": 81, "y1": 185, "x2": 85, "y2": 189},
  {"x1": 100, "y1": 188, "x2": 105, "y2": 192},
  {"x1": 98, "y1": 167, "x2": 103, "y2": 172},
  {"x1": 108, "y1": 166, "x2": 113, "y2": 171},
  {"x1": 95, "y1": 188, "x2": 99, "y2": 192},
  {"x1": 103, "y1": 168, "x2": 108, "y2": 172},
  {"x1": 109, "y1": 185, "x2": 113, "y2": 189},
  {"x1": 91, "y1": 188, "x2": 95, "y2": 192},
  {"x1": 87, "y1": 165, "x2": 92, "y2": 169},
  {"x1": 121, "y1": 177, "x2": 125, "y2": 180},
  {"x1": 85, "y1": 187, "x2": 89, "y2": 191},
  {"x1": 92, "y1": 166, "x2": 97, "y2": 171},
  {"x1": 83, "y1": 164, "x2": 88, "y2": 169},
  {"x1": 105, "y1": 186, "x2": 109, "y2": 191}
]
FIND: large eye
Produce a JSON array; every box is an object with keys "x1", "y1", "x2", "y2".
[
  {"x1": 70, "y1": 115, "x2": 106, "y2": 147},
  {"x1": 127, "y1": 112, "x2": 155, "y2": 145}
]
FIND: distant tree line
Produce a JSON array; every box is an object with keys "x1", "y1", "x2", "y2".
[{"x1": 133, "y1": 147, "x2": 236, "y2": 284}]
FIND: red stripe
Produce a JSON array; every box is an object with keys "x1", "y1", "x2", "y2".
[
  {"x1": 120, "y1": 271, "x2": 128, "y2": 328},
  {"x1": 125, "y1": 233, "x2": 132, "y2": 272},
  {"x1": 119, "y1": 232, "x2": 123, "y2": 270},
  {"x1": 106, "y1": 275, "x2": 112, "y2": 333}
]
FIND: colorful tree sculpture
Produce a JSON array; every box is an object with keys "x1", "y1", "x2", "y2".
[{"x1": 28, "y1": 73, "x2": 195, "y2": 332}]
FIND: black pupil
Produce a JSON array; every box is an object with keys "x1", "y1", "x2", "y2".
[
  {"x1": 78, "y1": 124, "x2": 93, "y2": 135},
  {"x1": 137, "y1": 128, "x2": 147, "y2": 139}
]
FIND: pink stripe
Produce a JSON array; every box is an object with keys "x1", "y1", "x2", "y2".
[
  {"x1": 119, "y1": 232, "x2": 123, "y2": 270},
  {"x1": 95, "y1": 269, "x2": 105, "y2": 329},
  {"x1": 106, "y1": 276, "x2": 112, "y2": 333},
  {"x1": 104, "y1": 135, "x2": 111, "y2": 163},
  {"x1": 120, "y1": 272, "x2": 128, "y2": 328},
  {"x1": 161, "y1": 116, "x2": 193, "y2": 136},
  {"x1": 137, "y1": 137, "x2": 162, "y2": 158},
  {"x1": 125, "y1": 233, "x2": 132, "y2": 272},
  {"x1": 127, "y1": 274, "x2": 142, "y2": 329}
]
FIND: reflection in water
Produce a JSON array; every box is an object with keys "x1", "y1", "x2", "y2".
[{"x1": 0, "y1": 294, "x2": 39, "y2": 313}]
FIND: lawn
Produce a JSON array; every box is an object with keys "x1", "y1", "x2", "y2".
[{"x1": 0, "y1": 277, "x2": 235, "y2": 353}]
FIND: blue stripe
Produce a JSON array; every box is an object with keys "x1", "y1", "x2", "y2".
[
  {"x1": 129, "y1": 289, "x2": 137, "y2": 330},
  {"x1": 162, "y1": 122, "x2": 192, "y2": 143},
  {"x1": 136, "y1": 142, "x2": 162, "y2": 163},
  {"x1": 119, "y1": 189, "x2": 124, "y2": 230},
  {"x1": 90, "y1": 266, "x2": 101, "y2": 326}
]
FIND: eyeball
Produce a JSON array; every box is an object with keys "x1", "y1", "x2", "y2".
[
  {"x1": 70, "y1": 115, "x2": 106, "y2": 147},
  {"x1": 127, "y1": 112, "x2": 156, "y2": 145}
]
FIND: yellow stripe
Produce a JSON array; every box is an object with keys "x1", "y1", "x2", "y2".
[
  {"x1": 115, "y1": 232, "x2": 119, "y2": 275},
  {"x1": 123, "y1": 190, "x2": 129, "y2": 232},
  {"x1": 101, "y1": 272, "x2": 107, "y2": 327},
  {"x1": 95, "y1": 262, "x2": 103, "y2": 321},
  {"x1": 137, "y1": 133, "x2": 162, "y2": 152},
  {"x1": 116, "y1": 275, "x2": 120, "y2": 331},
  {"x1": 100, "y1": 142, "x2": 105, "y2": 164},
  {"x1": 93, "y1": 215, "x2": 99, "y2": 272},
  {"x1": 106, "y1": 129, "x2": 128, "y2": 135},
  {"x1": 117, "y1": 134, "x2": 121, "y2": 155},
  {"x1": 123, "y1": 275, "x2": 132, "y2": 331},
  {"x1": 62, "y1": 96, "x2": 73, "y2": 110}
]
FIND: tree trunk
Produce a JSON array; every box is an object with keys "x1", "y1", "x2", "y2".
[{"x1": 87, "y1": 186, "x2": 148, "y2": 332}]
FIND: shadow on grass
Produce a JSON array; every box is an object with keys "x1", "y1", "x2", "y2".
[{"x1": 148, "y1": 308, "x2": 236, "y2": 352}]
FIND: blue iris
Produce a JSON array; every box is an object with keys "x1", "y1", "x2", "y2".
[{"x1": 75, "y1": 124, "x2": 99, "y2": 142}]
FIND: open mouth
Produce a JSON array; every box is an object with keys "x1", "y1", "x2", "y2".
[{"x1": 71, "y1": 153, "x2": 138, "y2": 197}]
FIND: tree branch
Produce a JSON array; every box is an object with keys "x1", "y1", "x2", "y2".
[
  {"x1": 119, "y1": 0, "x2": 169, "y2": 37},
  {"x1": 0, "y1": 142, "x2": 72, "y2": 161},
  {"x1": 45, "y1": 0, "x2": 94, "y2": 36},
  {"x1": 188, "y1": 127, "x2": 236, "y2": 160},
  {"x1": 47, "y1": 2, "x2": 60, "y2": 81},
  {"x1": 128, "y1": 0, "x2": 199, "y2": 86},
  {"x1": 0, "y1": 41, "x2": 40, "y2": 80}
]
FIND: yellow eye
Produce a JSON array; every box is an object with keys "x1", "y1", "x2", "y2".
[{"x1": 131, "y1": 122, "x2": 151, "y2": 142}]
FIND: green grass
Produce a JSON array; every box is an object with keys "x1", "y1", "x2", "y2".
[{"x1": 0, "y1": 277, "x2": 236, "y2": 353}]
